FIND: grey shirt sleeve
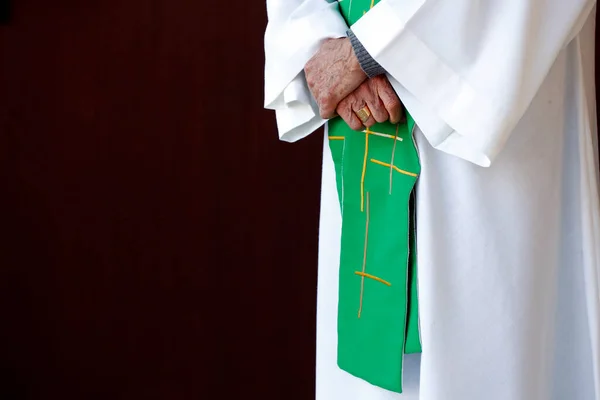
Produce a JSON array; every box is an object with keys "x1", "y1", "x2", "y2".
[{"x1": 347, "y1": 29, "x2": 386, "y2": 78}]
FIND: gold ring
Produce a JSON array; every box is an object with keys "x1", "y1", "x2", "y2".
[{"x1": 355, "y1": 106, "x2": 371, "y2": 124}]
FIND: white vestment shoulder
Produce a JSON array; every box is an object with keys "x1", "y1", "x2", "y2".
[{"x1": 264, "y1": 1, "x2": 600, "y2": 399}]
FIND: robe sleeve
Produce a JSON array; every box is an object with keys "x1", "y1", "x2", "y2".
[
  {"x1": 264, "y1": 0, "x2": 348, "y2": 142},
  {"x1": 351, "y1": 0, "x2": 597, "y2": 166}
]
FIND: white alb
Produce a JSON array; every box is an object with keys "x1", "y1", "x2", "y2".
[{"x1": 264, "y1": 1, "x2": 600, "y2": 399}]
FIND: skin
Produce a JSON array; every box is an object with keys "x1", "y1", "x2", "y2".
[
  {"x1": 304, "y1": 38, "x2": 367, "y2": 119},
  {"x1": 305, "y1": 38, "x2": 403, "y2": 129},
  {"x1": 336, "y1": 76, "x2": 403, "y2": 130}
]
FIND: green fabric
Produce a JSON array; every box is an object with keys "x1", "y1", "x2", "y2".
[
  {"x1": 405, "y1": 193, "x2": 421, "y2": 354},
  {"x1": 327, "y1": 0, "x2": 422, "y2": 393}
]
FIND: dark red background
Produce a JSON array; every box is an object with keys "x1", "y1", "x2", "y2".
[
  {"x1": 0, "y1": 1, "x2": 597, "y2": 399},
  {"x1": 0, "y1": 1, "x2": 322, "y2": 398}
]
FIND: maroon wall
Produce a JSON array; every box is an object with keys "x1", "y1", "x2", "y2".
[{"x1": 0, "y1": 1, "x2": 322, "y2": 398}]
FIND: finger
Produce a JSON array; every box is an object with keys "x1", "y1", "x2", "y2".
[
  {"x1": 367, "y1": 98, "x2": 389, "y2": 124},
  {"x1": 376, "y1": 79, "x2": 403, "y2": 124},
  {"x1": 360, "y1": 109, "x2": 377, "y2": 128},
  {"x1": 353, "y1": 101, "x2": 377, "y2": 128},
  {"x1": 337, "y1": 97, "x2": 364, "y2": 131},
  {"x1": 355, "y1": 81, "x2": 389, "y2": 124}
]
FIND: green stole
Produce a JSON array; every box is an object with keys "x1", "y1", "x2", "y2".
[{"x1": 327, "y1": 0, "x2": 421, "y2": 393}]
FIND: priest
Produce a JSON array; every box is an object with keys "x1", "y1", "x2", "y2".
[{"x1": 264, "y1": 1, "x2": 600, "y2": 399}]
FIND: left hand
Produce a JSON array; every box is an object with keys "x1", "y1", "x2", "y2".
[{"x1": 304, "y1": 38, "x2": 367, "y2": 119}]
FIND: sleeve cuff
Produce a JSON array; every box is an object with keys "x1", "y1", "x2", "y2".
[
  {"x1": 274, "y1": 72, "x2": 327, "y2": 142},
  {"x1": 351, "y1": 0, "x2": 504, "y2": 166},
  {"x1": 264, "y1": 1, "x2": 349, "y2": 109},
  {"x1": 347, "y1": 29, "x2": 386, "y2": 78}
]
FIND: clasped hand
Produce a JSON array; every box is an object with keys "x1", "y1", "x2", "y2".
[{"x1": 304, "y1": 38, "x2": 403, "y2": 130}]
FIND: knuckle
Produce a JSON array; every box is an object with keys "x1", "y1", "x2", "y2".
[
  {"x1": 386, "y1": 99, "x2": 401, "y2": 110},
  {"x1": 354, "y1": 97, "x2": 366, "y2": 108},
  {"x1": 376, "y1": 75, "x2": 391, "y2": 87}
]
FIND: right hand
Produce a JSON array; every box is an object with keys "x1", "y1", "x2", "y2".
[{"x1": 335, "y1": 75, "x2": 404, "y2": 130}]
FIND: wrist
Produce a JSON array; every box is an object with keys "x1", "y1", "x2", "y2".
[
  {"x1": 342, "y1": 37, "x2": 366, "y2": 78},
  {"x1": 347, "y1": 29, "x2": 386, "y2": 78}
]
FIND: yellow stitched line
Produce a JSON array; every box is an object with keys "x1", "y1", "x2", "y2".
[
  {"x1": 362, "y1": 129, "x2": 403, "y2": 141},
  {"x1": 389, "y1": 124, "x2": 399, "y2": 194},
  {"x1": 360, "y1": 129, "x2": 370, "y2": 212},
  {"x1": 358, "y1": 192, "x2": 370, "y2": 319},
  {"x1": 370, "y1": 159, "x2": 418, "y2": 178},
  {"x1": 370, "y1": 0, "x2": 375, "y2": 8},
  {"x1": 329, "y1": 136, "x2": 345, "y2": 141},
  {"x1": 355, "y1": 271, "x2": 392, "y2": 287}
]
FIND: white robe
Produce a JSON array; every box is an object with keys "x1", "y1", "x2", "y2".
[{"x1": 264, "y1": 1, "x2": 600, "y2": 399}]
